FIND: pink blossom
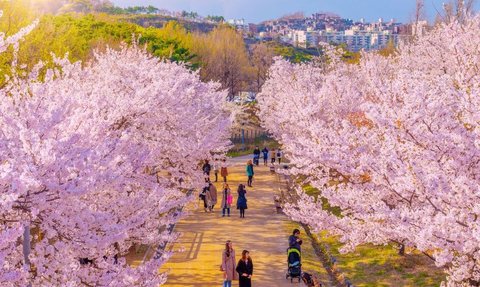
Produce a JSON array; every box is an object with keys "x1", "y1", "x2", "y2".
[{"x1": 258, "y1": 16, "x2": 480, "y2": 286}]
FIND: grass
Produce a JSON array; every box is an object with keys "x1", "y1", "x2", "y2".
[
  {"x1": 226, "y1": 138, "x2": 280, "y2": 158},
  {"x1": 302, "y1": 185, "x2": 445, "y2": 286},
  {"x1": 321, "y1": 234, "x2": 445, "y2": 287}
]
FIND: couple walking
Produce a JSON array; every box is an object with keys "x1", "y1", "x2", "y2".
[
  {"x1": 221, "y1": 184, "x2": 248, "y2": 218},
  {"x1": 221, "y1": 241, "x2": 254, "y2": 287},
  {"x1": 200, "y1": 179, "x2": 217, "y2": 212}
]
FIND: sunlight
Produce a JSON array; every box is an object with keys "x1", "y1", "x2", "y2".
[{"x1": 29, "y1": 0, "x2": 65, "y2": 14}]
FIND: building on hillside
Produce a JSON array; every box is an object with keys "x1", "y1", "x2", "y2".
[
  {"x1": 228, "y1": 18, "x2": 249, "y2": 32},
  {"x1": 291, "y1": 30, "x2": 319, "y2": 48},
  {"x1": 316, "y1": 30, "x2": 399, "y2": 51}
]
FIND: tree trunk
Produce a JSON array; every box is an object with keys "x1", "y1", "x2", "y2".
[{"x1": 23, "y1": 225, "x2": 32, "y2": 286}]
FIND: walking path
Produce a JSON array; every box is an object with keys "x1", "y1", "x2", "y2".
[{"x1": 158, "y1": 155, "x2": 330, "y2": 287}]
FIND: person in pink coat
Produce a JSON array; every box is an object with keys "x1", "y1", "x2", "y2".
[{"x1": 221, "y1": 240, "x2": 238, "y2": 287}]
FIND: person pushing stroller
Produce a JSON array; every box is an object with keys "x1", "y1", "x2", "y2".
[
  {"x1": 289, "y1": 229, "x2": 303, "y2": 251},
  {"x1": 286, "y1": 229, "x2": 303, "y2": 282}
]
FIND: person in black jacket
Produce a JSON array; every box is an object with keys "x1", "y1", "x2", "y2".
[
  {"x1": 288, "y1": 229, "x2": 303, "y2": 252},
  {"x1": 236, "y1": 250, "x2": 253, "y2": 287},
  {"x1": 202, "y1": 160, "x2": 211, "y2": 179},
  {"x1": 253, "y1": 146, "x2": 260, "y2": 166},
  {"x1": 261, "y1": 147, "x2": 269, "y2": 166},
  {"x1": 236, "y1": 184, "x2": 248, "y2": 218}
]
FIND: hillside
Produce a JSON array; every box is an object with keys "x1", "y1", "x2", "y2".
[{"x1": 125, "y1": 15, "x2": 217, "y2": 33}]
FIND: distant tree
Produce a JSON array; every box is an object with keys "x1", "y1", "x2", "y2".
[
  {"x1": 267, "y1": 41, "x2": 313, "y2": 63},
  {"x1": 181, "y1": 11, "x2": 198, "y2": 19},
  {"x1": 414, "y1": 0, "x2": 426, "y2": 23},
  {"x1": 0, "y1": 0, "x2": 36, "y2": 37},
  {"x1": 193, "y1": 25, "x2": 251, "y2": 99},
  {"x1": 249, "y1": 42, "x2": 275, "y2": 92},
  {"x1": 443, "y1": 0, "x2": 477, "y2": 22},
  {"x1": 377, "y1": 39, "x2": 396, "y2": 57},
  {"x1": 146, "y1": 5, "x2": 159, "y2": 14},
  {"x1": 206, "y1": 15, "x2": 225, "y2": 23},
  {"x1": 140, "y1": 21, "x2": 196, "y2": 67},
  {"x1": 0, "y1": 12, "x2": 197, "y2": 86}
]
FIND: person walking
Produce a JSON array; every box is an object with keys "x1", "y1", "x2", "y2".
[
  {"x1": 271, "y1": 148, "x2": 276, "y2": 165},
  {"x1": 207, "y1": 181, "x2": 218, "y2": 212},
  {"x1": 261, "y1": 147, "x2": 269, "y2": 166},
  {"x1": 221, "y1": 183, "x2": 233, "y2": 217},
  {"x1": 246, "y1": 160, "x2": 254, "y2": 187},
  {"x1": 236, "y1": 250, "x2": 253, "y2": 287},
  {"x1": 221, "y1": 240, "x2": 237, "y2": 287},
  {"x1": 221, "y1": 159, "x2": 229, "y2": 183},
  {"x1": 253, "y1": 146, "x2": 261, "y2": 166},
  {"x1": 203, "y1": 181, "x2": 213, "y2": 213},
  {"x1": 236, "y1": 184, "x2": 248, "y2": 218},
  {"x1": 289, "y1": 229, "x2": 303, "y2": 252},
  {"x1": 213, "y1": 159, "x2": 219, "y2": 182},
  {"x1": 203, "y1": 159, "x2": 212, "y2": 179},
  {"x1": 277, "y1": 149, "x2": 283, "y2": 165}
]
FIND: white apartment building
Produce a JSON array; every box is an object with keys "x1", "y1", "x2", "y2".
[
  {"x1": 318, "y1": 30, "x2": 398, "y2": 51},
  {"x1": 291, "y1": 30, "x2": 319, "y2": 48},
  {"x1": 227, "y1": 19, "x2": 249, "y2": 31}
]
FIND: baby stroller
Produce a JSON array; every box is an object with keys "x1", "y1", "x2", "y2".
[{"x1": 286, "y1": 247, "x2": 302, "y2": 283}]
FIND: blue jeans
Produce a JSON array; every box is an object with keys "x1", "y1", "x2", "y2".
[
  {"x1": 223, "y1": 280, "x2": 232, "y2": 287},
  {"x1": 222, "y1": 207, "x2": 230, "y2": 216}
]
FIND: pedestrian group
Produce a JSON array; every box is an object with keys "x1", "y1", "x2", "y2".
[{"x1": 198, "y1": 147, "x2": 294, "y2": 287}]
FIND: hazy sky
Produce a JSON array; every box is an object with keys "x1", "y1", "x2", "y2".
[{"x1": 111, "y1": 0, "x2": 475, "y2": 23}]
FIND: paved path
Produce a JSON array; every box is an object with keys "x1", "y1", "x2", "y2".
[{"x1": 159, "y1": 155, "x2": 330, "y2": 287}]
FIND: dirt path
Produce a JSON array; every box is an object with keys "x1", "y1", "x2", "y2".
[{"x1": 160, "y1": 155, "x2": 330, "y2": 287}]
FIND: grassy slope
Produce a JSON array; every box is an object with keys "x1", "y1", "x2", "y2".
[{"x1": 303, "y1": 186, "x2": 445, "y2": 287}]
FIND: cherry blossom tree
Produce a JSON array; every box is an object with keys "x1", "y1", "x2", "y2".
[
  {"x1": 0, "y1": 21, "x2": 231, "y2": 286},
  {"x1": 258, "y1": 16, "x2": 480, "y2": 286}
]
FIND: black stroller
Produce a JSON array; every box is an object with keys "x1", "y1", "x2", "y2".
[{"x1": 286, "y1": 247, "x2": 302, "y2": 283}]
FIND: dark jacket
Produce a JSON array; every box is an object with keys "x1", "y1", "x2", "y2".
[
  {"x1": 261, "y1": 148, "x2": 269, "y2": 158},
  {"x1": 236, "y1": 258, "x2": 253, "y2": 287},
  {"x1": 202, "y1": 163, "x2": 211, "y2": 174},
  {"x1": 253, "y1": 148, "x2": 261, "y2": 156},
  {"x1": 289, "y1": 235, "x2": 302, "y2": 251},
  {"x1": 237, "y1": 187, "x2": 248, "y2": 209}
]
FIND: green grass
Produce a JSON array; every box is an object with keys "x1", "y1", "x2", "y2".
[
  {"x1": 226, "y1": 149, "x2": 253, "y2": 158},
  {"x1": 322, "y1": 235, "x2": 445, "y2": 287},
  {"x1": 227, "y1": 138, "x2": 280, "y2": 158},
  {"x1": 301, "y1": 185, "x2": 445, "y2": 286}
]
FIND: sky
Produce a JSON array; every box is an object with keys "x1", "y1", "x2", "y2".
[{"x1": 111, "y1": 0, "x2": 477, "y2": 23}]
